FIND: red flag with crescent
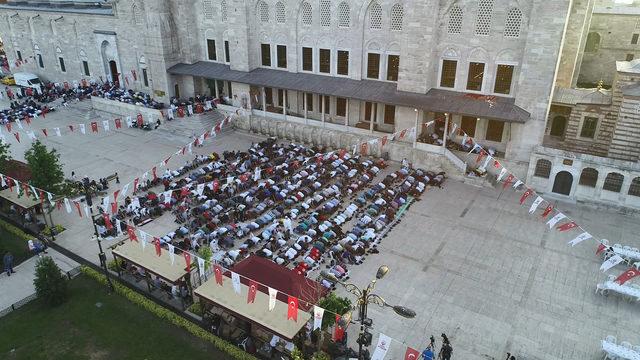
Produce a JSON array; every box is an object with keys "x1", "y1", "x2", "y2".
[
  {"x1": 41, "y1": 129, "x2": 48, "y2": 137},
  {"x1": 541, "y1": 205, "x2": 554, "y2": 219},
  {"x1": 404, "y1": 347, "x2": 420, "y2": 360},
  {"x1": 287, "y1": 296, "x2": 299, "y2": 321},
  {"x1": 184, "y1": 252, "x2": 191, "y2": 270},
  {"x1": 115, "y1": 118, "x2": 122, "y2": 129},
  {"x1": 91, "y1": 122, "x2": 98, "y2": 133},
  {"x1": 502, "y1": 174, "x2": 514, "y2": 189},
  {"x1": 13, "y1": 132, "x2": 20, "y2": 143},
  {"x1": 214, "y1": 264, "x2": 224, "y2": 285},
  {"x1": 154, "y1": 237, "x2": 162, "y2": 256},
  {"x1": 557, "y1": 221, "x2": 577, "y2": 232},
  {"x1": 247, "y1": 280, "x2": 258, "y2": 304},
  {"x1": 111, "y1": 202, "x2": 117, "y2": 214},
  {"x1": 360, "y1": 142, "x2": 368, "y2": 156},
  {"x1": 493, "y1": 160, "x2": 501, "y2": 168},
  {"x1": 399, "y1": 129, "x2": 407, "y2": 139},
  {"x1": 596, "y1": 243, "x2": 607, "y2": 255},
  {"x1": 475, "y1": 149, "x2": 487, "y2": 164},
  {"x1": 333, "y1": 314, "x2": 345, "y2": 341},
  {"x1": 127, "y1": 225, "x2": 138, "y2": 242},
  {"x1": 103, "y1": 213, "x2": 112, "y2": 229},
  {"x1": 614, "y1": 267, "x2": 640, "y2": 285},
  {"x1": 152, "y1": 167, "x2": 158, "y2": 181},
  {"x1": 136, "y1": 113, "x2": 144, "y2": 127},
  {"x1": 520, "y1": 189, "x2": 533, "y2": 205},
  {"x1": 74, "y1": 201, "x2": 82, "y2": 217}
]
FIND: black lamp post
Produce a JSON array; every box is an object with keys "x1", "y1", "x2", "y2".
[
  {"x1": 83, "y1": 179, "x2": 114, "y2": 293},
  {"x1": 321, "y1": 265, "x2": 416, "y2": 360}
]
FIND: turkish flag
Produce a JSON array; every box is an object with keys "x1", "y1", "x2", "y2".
[
  {"x1": 6, "y1": 123, "x2": 11, "y2": 132},
  {"x1": 91, "y1": 121, "x2": 98, "y2": 133},
  {"x1": 213, "y1": 180, "x2": 219, "y2": 192},
  {"x1": 113, "y1": 189, "x2": 120, "y2": 203},
  {"x1": 333, "y1": 314, "x2": 345, "y2": 341},
  {"x1": 184, "y1": 252, "x2": 191, "y2": 270},
  {"x1": 557, "y1": 221, "x2": 577, "y2": 232},
  {"x1": 115, "y1": 118, "x2": 122, "y2": 129},
  {"x1": 38, "y1": 190, "x2": 45, "y2": 207},
  {"x1": 475, "y1": 149, "x2": 487, "y2": 164},
  {"x1": 163, "y1": 156, "x2": 171, "y2": 166},
  {"x1": 247, "y1": 280, "x2": 258, "y2": 304},
  {"x1": 154, "y1": 237, "x2": 162, "y2": 256},
  {"x1": 152, "y1": 167, "x2": 157, "y2": 181},
  {"x1": 103, "y1": 213, "x2": 112, "y2": 229},
  {"x1": 214, "y1": 264, "x2": 224, "y2": 285},
  {"x1": 339, "y1": 149, "x2": 347, "y2": 159},
  {"x1": 502, "y1": 174, "x2": 514, "y2": 189},
  {"x1": 41, "y1": 129, "x2": 48, "y2": 137},
  {"x1": 399, "y1": 129, "x2": 407, "y2": 139},
  {"x1": 136, "y1": 113, "x2": 144, "y2": 126},
  {"x1": 596, "y1": 243, "x2": 607, "y2": 255},
  {"x1": 381, "y1": 136, "x2": 388, "y2": 147},
  {"x1": 13, "y1": 132, "x2": 20, "y2": 143},
  {"x1": 214, "y1": 123, "x2": 222, "y2": 133},
  {"x1": 74, "y1": 201, "x2": 82, "y2": 217},
  {"x1": 177, "y1": 107, "x2": 185, "y2": 117},
  {"x1": 287, "y1": 296, "x2": 299, "y2": 322},
  {"x1": 133, "y1": 178, "x2": 139, "y2": 193},
  {"x1": 542, "y1": 205, "x2": 554, "y2": 219},
  {"x1": 614, "y1": 267, "x2": 640, "y2": 285},
  {"x1": 404, "y1": 347, "x2": 420, "y2": 360},
  {"x1": 127, "y1": 225, "x2": 138, "y2": 242},
  {"x1": 111, "y1": 202, "x2": 118, "y2": 214},
  {"x1": 520, "y1": 189, "x2": 533, "y2": 205}
]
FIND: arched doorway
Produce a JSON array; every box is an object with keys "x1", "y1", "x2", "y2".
[
  {"x1": 108, "y1": 60, "x2": 119, "y2": 85},
  {"x1": 550, "y1": 116, "x2": 566, "y2": 137},
  {"x1": 552, "y1": 171, "x2": 573, "y2": 195}
]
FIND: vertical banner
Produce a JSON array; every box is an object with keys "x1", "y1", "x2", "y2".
[
  {"x1": 232, "y1": 272, "x2": 241, "y2": 294},
  {"x1": 313, "y1": 305, "x2": 325, "y2": 331},
  {"x1": 268, "y1": 287, "x2": 278, "y2": 311},
  {"x1": 371, "y1": 333, "x2": 392, "y2": 360}
]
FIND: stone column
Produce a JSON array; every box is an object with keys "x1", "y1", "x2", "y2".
[{"x1": 261, "y1": 87, "x2": 266, "y2": 118}]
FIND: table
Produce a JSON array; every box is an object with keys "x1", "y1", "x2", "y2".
[
  {"x1": 602, "y1": 340, "x2": 640, "y2": 360},
  {"x1": 601, "y1": 281, "x2": 640, "y2": 301}
]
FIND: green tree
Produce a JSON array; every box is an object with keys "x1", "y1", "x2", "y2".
[
  {"x1": 33, "y1": 256, "x2": 69, "y2": 306},
  {"x1": 317, "y1": 292, "x2": 352, "y2": 329},
  {"x1": 0, "y1": 141, "x2": 12, "y2": 173},
  {"x1": 24, "y1": 140, "x2": 64, "y2": 193}
]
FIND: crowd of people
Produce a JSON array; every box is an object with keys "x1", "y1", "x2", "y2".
[{"x1": 0, "y1": 96, "x2": 52, "y2": 124}]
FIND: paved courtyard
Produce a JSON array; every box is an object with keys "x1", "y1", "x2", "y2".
[{"x1": 1, "y1": 97, "x2": 638, "y2": 359}]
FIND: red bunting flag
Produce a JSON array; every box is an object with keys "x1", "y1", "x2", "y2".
[
  {"x1": 103, "y1": 213, "x2": 112, "y2": 229},
  {"x1": 214, "y1": 123, "x2": 222, "y2": 133},
  {"x1": 541, "y1": 205, "x2": 554, "y2": 219},
  {"x1": 339, "y1": 149, "x2": 347, "y2": 159},
  {"x1": 111, "y1": 202, "x2": 118, "y2": 215},
  {"x1": 203, "y1": 131, "x2": 210, "y2": 140},
  {"x1": 381, "y1": 136, "x2": 388, "y2": 147},
  {"x1": 181, "y1": 146, "x2": 186, "y2": 155},
  {"x1": 115, "y1": 118, "x2": 122, "y2": 129},
  {"x1": 194, "y1": 137, "x2": 200, "y2": 146},
  {"x1": 493, "y1": 160, "x2": 501, "y2": 168},
  {"x1": 124, "y1": 75, "x2": 129, "y2": 87},
  {"x1": 131, "y1": 69, "x2": 137, "y2": 81},
  {"x1": 91, "y1": 121, "x2": 98, "y2": 133},
  {"x1": 56, "y1": 200, "x2": 62, "y2": 210},
  {"x1": 596, "y1": 243, "x2": 607, "y2": 255},
  {"x1": 24, "y1": 116, "x2": 31, "y2": 125},
  {"x1": 557, "y1": 221, "x2": 578, "y2": 232},
  {"x1": 180, "y1": 187, "x2": 189, "y2": 197},
  {"x1": 333, "y1": 314, "x2": 345, "y2": 341},
  {"x1": 42, "y1": 108, "x2": 48, "y2": 118},
  {"x1": 520, "y1": 189, "x2": 533, "y2": 205},
  {"x1": 213, "y1": 180, "x2": 219, "y2": 192},
  {"x1": 6, "y1": 123, "x2": 11, "y2": 132},
  {"x1": 69, "y1": 124, "x2": 74, "y2": 132},
  {"x1": 287, "y1": 296, "x2": 299, "y2": 322},
  {"x1": 502, "y1": 174, "x2": 515, "y2": 189},
  {"x1": 127, "y1": 226, "x2": 138, "y2": 242},
  {"x1": 74, "y1": 201, "x2": 82, "y2": 217},
  {"x1": 13, "y1": 133, "x2": 20, "y2": 143},
  {"x1": 163, "y1": 156, "x2": 171, "y2": 166},
  {"x1": 136, "y1": 113, "x2": 144, "y2": 127},
  {"x1": 214, "y1": 264, "x2": 224, "y2": 285},
  {"x1": 614, "y1": 267, "x2": 640, "y2": 285},
  {"x1": 41, "y1": 129, "x2": 48, "y2": 137},
  {"x1": 404, "y1": 347, "x2": 420, "y2": 360},
  {"x1": 247, "y1": 280, "x2": 258, "y2": 304},
  {"x1": 399, "y1": 129, "x2": 407, "y2": 139},
  {"x1": 154, "y1": 237, "x2": 162, "y2": 256},
  {"x1": 113, "y1": 189, "x2": 120, "y2": 202},
  {"x1": 184, "y1": 252, "x2": 191, "y2": 270},
  {"x1": 133, "y1": 178, "x2": 139, "y2": 193},
  {"x1": 476, "y1": 149, "x2": 487, "y2": 164},
  {"x1": 360, "y1": 142, "x2": 368, "y2": 156},
  {"x1": 152, "y1": 167, "x2": 158, "y2": 181}
]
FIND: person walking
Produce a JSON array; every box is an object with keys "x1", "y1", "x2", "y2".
[
  {"x1": 438, "y1": 333, "x2": 452, "y2": 360},
  {"x1": 421, "y1": 344, "x2": 435, "y2": 360},
  {"x1": 506, "y1": 353, "x2": 516, "y2": 360},
  {"x1": 3, "y1": 251, "x2": 15, "y2": 276}
]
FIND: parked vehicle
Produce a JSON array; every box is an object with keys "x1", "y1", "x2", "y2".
[
  {"x1": 13, "y1": 72, "x2": 42, "y2": 93},
  {"x1": 1, "y1": 75, "x2": 15, "y2": 86}
]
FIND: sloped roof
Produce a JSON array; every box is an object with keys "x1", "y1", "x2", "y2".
[
  {"x1": 616, "y1": 59, "x2": 640, "y2": 74},
  {"x1": 621, "y1": 83, "x2": 640, "y2": 97},
  {"x1": 552, "y1": 87, "x2": 612, "y2": 105}
]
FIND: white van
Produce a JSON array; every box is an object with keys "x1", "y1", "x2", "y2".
[{"x1": 13, "y1": 72, "x2": 43, "y2": 94}]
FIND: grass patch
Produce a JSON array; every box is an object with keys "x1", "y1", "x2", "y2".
[
  {"x1": 0, "y1": 222, "x2": 32, "y2": 266},
  {"x1": 0, "y1": 275, "x2": 233, "y2": 360}
]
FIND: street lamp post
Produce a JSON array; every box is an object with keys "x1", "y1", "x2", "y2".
[
  {"x1": 321, "y1": 265, "x2": 416, "y2": 360},
  {"x1": 83, "y1": 180, "x2": 114, "y2": 293}
]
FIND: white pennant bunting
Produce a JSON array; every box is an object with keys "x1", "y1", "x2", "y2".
[
  {"x1": 197, "y1": 257, "x2": 205, "y2": 277},
  {"x1": 0, "y1": 174, "x2": 5, "y2": 187},
  {"x1": 26, "y1": 131, "x2": 36, "y2": 141},
  {"x1": 79, "y1": 123, "x2": 86, "y2": 134},
  {"x1": 480, "y1": 155, "x2": 492, "y2": 171},
  {"x1": 102, "y1": 120, "x2": 110, "y2": 131},
  {"x1": 64, "y1": 198, "x2": 72, "y2": 213},
  {"x1": 529, "y1": 196, "x2": 543, "y2": 214},
  {"x1": 197, "y1": 183, "x2": 205, "y2": 196},
  {"x1": 450, "y1": 123, "x2": 458, "y2": 136},
  {"x1": 600, "y1": 254, "x2": 624, "y2": 272},
  {"x1": 568, "y1": 232, "x2": 592, "y2": 247},
  {"x1": 371, "y1": 333, "x2": 392, "y2": 360},
  {"x1": 512, "y1": 180, "x2": 523, "y2": 189},
  {"x1": 497, "y1": 168, "x2": 508, "y2": 182},
  {"x1": 121, "y1": 183, "x2": 130, "y2": 198},
  {"x1": 140, "y1": 234, "x2": 146, "y2": 250},
  {"x1": 546, "y1": 212, "x2": 566, "y2": 228},
  {"x1": 168, "y1": 244, "x2": 175, "y2": 265},
  {"x1": 231, "y1": 272, "x2": 241, "y2": 294},
  {"x1": 15, "y1": 119, "x2": 23, "y2": 129},
  {"x1": 83, "y1": 205, "x2": 90, "y2": 218},
  {"x1": 188, "y1": 142, "x2": 193, "y2": 154},
  {"x1": 102, "y1": 196, "x2": 110, "y2": 212},
  {"x1": 313, "y1": 306, "x2": 325, "y2": 331},
  {"x1": 163, "y1": 190, "x2": 172, "y2": 204},
  {"x1": 54, "y1": 127, "x2": 61, "y2": 137},
  {"x1": 268, "y1": 287, "x2": 278, "y2": 311},
  {"x1": 115, "y1": 219, "x2": 124, "y2": 235},
  {"x1": 142, "y1": 171, "x2": 149, "y2": 181},
  {"x1": 126, "y1": 116, "x2": 133, "y2": 127}
]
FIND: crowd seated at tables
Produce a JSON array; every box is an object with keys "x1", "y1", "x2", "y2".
[{"x1": 98, "y1": 138, "x2": 446, "y2": 285}]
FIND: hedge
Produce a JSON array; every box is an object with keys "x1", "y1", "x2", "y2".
[
  {"x1": 80, "y1": 266, "x2": 257, "y2": 360},
  {"x1": 0, "y1": 218, "x2": 32, "y2": 241}
]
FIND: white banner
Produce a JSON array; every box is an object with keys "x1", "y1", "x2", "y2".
[
  {"x1": 546, "y1": 213, "x2": 566, "y2": 228},
  {"x1": 197, "y1": 257, "x2": 205, "y2": 277},
  {"x1": 168, "y1": 244, "x2": 175, "y2": 265},
  {"x1": 232, "y1": 272, "x2": 241, "y2": 294},
  {"x1": 268, "y1": 287, "x2": 278, "y2": 311},
  {"x1": 163, "y1": 190, "x2": 172, "y2": 204},
  {"x1": 64, "y1": 198, "x2": 72, "y2": 213},
  {"x1": 313, "y1": 306, "x2": 325, "y2": 331},
  {"x1": 512, "y1": 180, "x2": 523, "y2": 189},
  {"x1": 371, "y1": 333, "x2": 392, "y2": 360},
  {"x1": 496, "y1": 168, "x2": 508, "y2": 182},
  {"x1": 601, "y1": 254, "x2": 624, "y2": 272},
  {"x1": 568, "y1": 232, "x2": 592, "y2": 247},
  {"x1": 529, "y1": 196, "x2": 543, "y2": 214}
]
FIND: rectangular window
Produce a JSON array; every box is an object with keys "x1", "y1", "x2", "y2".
[
  {"x1": 305, "y1": 93, "x2": 313, "y2": 111},
  {"x1": 632, "y1": 33, "x2": 639, "y2": 45},
  {"x1": 336, "y1": 97, "x2": 346, "y2": 117},
  {"x1": 302, "y1": 47, "x2": 313, "y2": 71},
  {"x1": 224, "y1": 40, "x2": 230, "y2": 62},
  {"x1": 82, "y1": 60, "x2": 90, "y2": 76},
  {"x1": 460, "y1": 116, "x2": 477, "y2": 137},
  {"x1": 364, "y1": 102, "x2": 373, "y2": 121},
  {"x1": 277, "y1": 45, "x2": 287, "y2": 68},
  {"x1": 207, "y1": 39, "x2": 217, "y2": 61},
  {"x1": 16, "y1": 51, "x2": 22, "y2": 61},
  {"x1": 466, "y1": 62, "x2": 485, "y2": 91},
  {"x1": 265, "y1": 87, "x2": 273, "y2": 105},
  {"x1": 367, "y1": 53, "x2": 380, "y2": 79},
  {"x1": 383, "y1": 105, "x2": 395, "y2": 124},
  {"x1": 227, "y1": 81, "x2": 233, "y2": 97},
  {"x1": 58, "y1": 57, "x2": 66, "y2": 72},
  {"x1": 319, "y1": 49, "x2": 330, "y2": 73},
  {"x1": 337, "y1": 50, "x2": 349, "y2": 76},
  {"x1": 323, "y1": 96, "x2": 330, "y2": 114},
  {"x1": 440, "y1": 59, "x2": 457, "y2": 88},
  {"x1": 261, "y1": 43, "x2": 271, "y2": 67},
  {"x1": 494, "y1": 64, "x2": 514, "y2": 94},
  {"x1": 485, "y1": 120, "x2": 504, "y2": 142},
  {"x1": 627, "y1": 53, "x2": 635, "y2": 61},
  {"x1": 142, "y1": 68, "x2": 149, "y2": 87},
  {"x1": 580, "y1": 116, "x2": 598, "y2": 138},
  {"x1": 386, "y1": 55, "x2": 399, "y2": 81}
]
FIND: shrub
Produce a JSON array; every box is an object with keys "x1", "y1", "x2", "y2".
[
  {"x1": 33, "y1": 256, "x2": 69, "y2": 306},
  {"x1": 187, "y1": 301, "x2": 204, "y2": 317},
  {"x1": 107, "y1": 258, "x2": 124, "y2": 272},
  {"x1": 317, "y1": 293, "x2": 352, "y2": 329},
  {"x1": 311, "y1": 351, "x2": 331, "y2": 360},
  {"x1": 42, "y1": 224, "x2": 65, "y2": 237}
]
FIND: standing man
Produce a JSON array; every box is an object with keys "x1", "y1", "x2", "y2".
[
  {"x1": 3, "y1": 251, "x2": 15, "y2": 276},
  {"x1": 438, "y1": 334, "x2": 452, "y2": 360}
]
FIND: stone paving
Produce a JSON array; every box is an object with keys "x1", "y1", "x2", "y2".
[{"x1": 0, "y1": 98, "x2": 638, "y2": 359}]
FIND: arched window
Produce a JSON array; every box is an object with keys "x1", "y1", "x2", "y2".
[
  {"x1": 275, "y1": 1, "x2": 286, "y2": 23},
  {"x1": 534, "y1": 159, "x2": 551, "y2": 179},
  {"x1": 390, "y1": 3, "x2": 403, "y2": 31},
  {"x1": 448, "y1": 5, "x2": 463, "y2": 34},
  {"x1": 628, "y1": 177, "x2": 640, "y2": 197},
  {"x1": 504, "y1": 8, "x2": 522, "y2": 38},
  {"x1": 584, "y1": 32, "x2": 600, "y2": 53},
  {"x1": 603, "y1": 172, "x2": 624, "y2": 192},
  {"x1": 301, "y1": 2, "x2": 313, "y2": 25},
  {"x1": 369, "y1": 2, "x2": 382, "y2": 30},
  {"x1": 578, "y1": 168, "x2": 598, "y2": 187},
  {"x1": 203, "y1": 0, "x2": 214, "y2": 20},
  {"x1": 132, "y1": 3, "x2": 144, "y2": 25},
  {"x1": 475, "y1": 0, "x2": 494, "y2": 36},
  {"x1": 221, "y1": 0, "x2": 228, "y2": 22},
  {"x1": 259, "y1": 1, "x2": 269, "y2": 23},
  {"x1": 338, "y1": 2, "x2": 350, "y2": 28},
  {"x1": 320, "y1": 0, "x2": 331, "y2": 27}
]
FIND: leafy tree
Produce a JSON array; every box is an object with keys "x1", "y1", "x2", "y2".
[
  {"x1": 311, "y1": 351, "x2": 331, "y2": 360},
  {"x1": 33, "y1": 256, "x2": 69, "y2": 306},
  {"x1": 0, "y1": 141, "x2": 12, "y2": 173},
  {"x1": 24, "y1": 140, "x2": 64, "y2": 193},
  {"x1": 317, "y1": 292, "x2": 352, "y2": 329}
]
